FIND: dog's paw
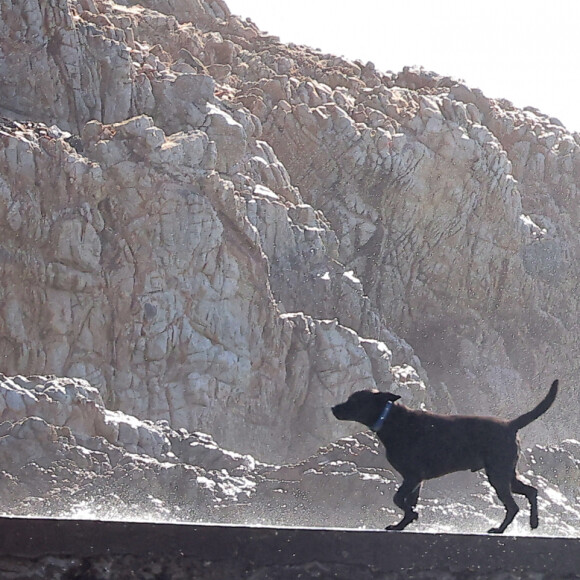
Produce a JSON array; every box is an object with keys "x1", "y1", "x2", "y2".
[
  {"x1": 385, "y1": 512, "x2": 418, "y2": 531},
  {"x1": 487, "y1": 527, "x2": 504, "y2": 534}
]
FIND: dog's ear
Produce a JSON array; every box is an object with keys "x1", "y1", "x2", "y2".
[{"x1": 379, "y1": 392, "x2": 401, "y2": 403}]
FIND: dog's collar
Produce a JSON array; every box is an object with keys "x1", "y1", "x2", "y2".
[{"x1": 371, "y1": 401, "x2": 393, "y2": 432}]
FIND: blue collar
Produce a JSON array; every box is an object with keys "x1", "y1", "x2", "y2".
[{"x1": 371, "y1": 401, "x2": 393, "y2": 432}]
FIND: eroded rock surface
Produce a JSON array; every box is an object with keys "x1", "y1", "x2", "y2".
[
  {"x1": 0, "y1": 0, "x2": 579, "y2": 534},
  {"x1": 0, "y1": 0, "x2": 429, "y2": 462}
]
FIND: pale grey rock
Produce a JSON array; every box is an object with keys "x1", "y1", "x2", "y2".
[
  {"x1": 0, "y1": 110, "x2": 418, "y2": 461},
  {"x1": 0, "y1": 0, "x2": 430, "y2": 462},
  {"x1": 0, "y1": 0, "x2": 579, "y2": 530},
  {"x1": 204, "y1": 104, "x2": 247, "y2": 172}
]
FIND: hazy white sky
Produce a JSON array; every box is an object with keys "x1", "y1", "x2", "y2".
[{"x1": 226, "y1": 0, "x2": 580, "y2": 132}]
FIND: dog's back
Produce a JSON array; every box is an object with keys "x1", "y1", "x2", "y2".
[
  {"x1": 379, "y1": 381, "x2": 558, "y2": 481},
  {"x1": 379, "y1": 406, "x2": 516, "y2": 479}
]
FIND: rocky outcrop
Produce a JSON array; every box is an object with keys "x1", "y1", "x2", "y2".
[
  {"x1": 0, "y1": 0, "x2": 430, "y2": 463},
  {"x1": 0, "y1": 0, "x2": 579, "y2": 534},
  {"x1": 240, "y1": 56, "x2": 576, "y2": 423},
  {"x1": 0, "y1": 111, "x2": 425, "y2": 461}
]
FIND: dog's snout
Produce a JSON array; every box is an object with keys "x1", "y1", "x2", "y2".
[{"x1": 332, "y1": 403, "x2": 347, "y2": 420}]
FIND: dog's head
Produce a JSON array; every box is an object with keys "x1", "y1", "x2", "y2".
[{"x1": 332, "y1": 390, "x2": 401, "y2": 428}]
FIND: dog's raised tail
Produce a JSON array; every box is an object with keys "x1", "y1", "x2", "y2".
[{"x1": 510, "y1": 380, "x2": 558, "y2": 431}]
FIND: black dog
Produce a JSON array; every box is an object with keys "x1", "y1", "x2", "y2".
[{"x1": 332, "y1": 380, "x2": 558, "y2": 534}]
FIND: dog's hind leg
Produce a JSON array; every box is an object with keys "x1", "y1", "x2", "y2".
[
  {"x1": 511, "y1": 475, "x2": 539, "y2": 529},
  {"x1": 385, "y1": 478, "x2": 422, "y2": 531},
  {"x1": 486, "y1": 469, "x2": 520, "y2": 534}
]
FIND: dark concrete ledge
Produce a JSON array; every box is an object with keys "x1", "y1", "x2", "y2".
[{"x1": 0, "y1": 516, "x2": 578, "y2": 579}]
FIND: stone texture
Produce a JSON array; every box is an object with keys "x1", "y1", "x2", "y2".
[
  {"x1": 0, "y1": 0, "x2": 428, "y2": 463},
  {"x1": 0, "y1": 0, "x2": 579, "y2": 535}
]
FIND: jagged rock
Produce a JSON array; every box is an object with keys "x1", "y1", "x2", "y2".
[
  {"x1": 0, "y1": 0, "x2": 428, "y2": 460},
  {"x1": 0, "y1": 0, "x2": 579, "y2": 534}
]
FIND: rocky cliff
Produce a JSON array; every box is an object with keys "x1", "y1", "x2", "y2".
[{"x1": 0, "y1": 0, "x2": 579, "y2": 533}]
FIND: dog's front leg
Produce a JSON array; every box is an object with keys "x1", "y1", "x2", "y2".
[{"x1": 386, "y1": 478, "x2": 422, "y2": 531}]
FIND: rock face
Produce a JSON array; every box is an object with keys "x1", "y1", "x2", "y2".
[
  {"x1": 0, "y1": 0, "x2": 429, "y2": 462},
  {"x1": 0, "y1": 0, "x2": 579, "y2": 533}
]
